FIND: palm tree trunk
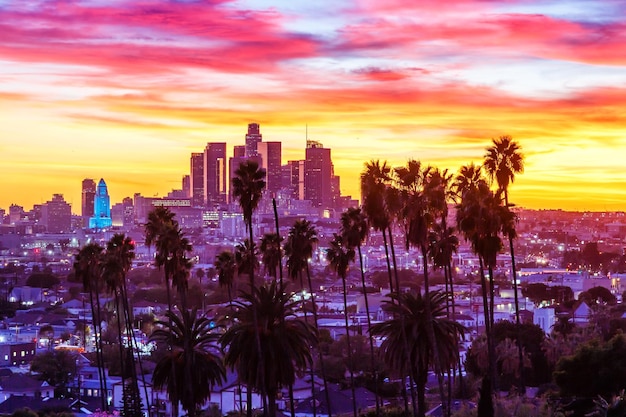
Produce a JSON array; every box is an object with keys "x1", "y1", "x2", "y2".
[
  {"x1": 446, "y1": 263, "x2": 464, "y2": 397},
  {"x1": 341, "y1": 271, "x2": 358, "y2": 417},
  {"x1": 305, "y1": 264, "x2": 332, "y2": 417},
  {"x1": 381, "y1": 227, "x2": 395, "y2": 294},
  {"x1": 479, "y1": 257, "x2": 497, "y2": 397},
  {"x1": 421, "y1": 245, "x2": 448, "y2": 417},
  {"x1": 115, "y1": 292, "x2": 127, "y2": 392},
  {"x1": 88, "y1": 290, "x2": 107, "y2": 411},
  {"x1": 509, "y1": 235, "x2": 525, "y2": 394},
  {"x1": 357, "y1": 244, "x2": 381, "y2": 416},
  {"x1": 248, "y1": 220, "x2": 267, "y2": 416},
  {"x1": 488, "y1": 264, "x2": 495, "y2": 330},
  {"x1": 93, "y1": 288, "x2": 109, "y2": 411},
  {"x1": 388, "y1": 228, "x2": 417, "y2": 417},
  {"x1": 300, "y1": 272, "x2": 317, "y2": 417}
]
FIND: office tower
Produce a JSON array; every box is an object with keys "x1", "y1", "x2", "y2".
[
  {"x1": 284, "y1": 160, "x2": 305, "y2": 200},
  {"x1": 190, "y1": 152, "x2": 204, "y2": 207},
  {"x1": 204, "y1": 142, "x2": 227, "y2": 206},
  {"x1": 81, "y1": 179, "x2": 96, "y2": 218},
  {"x1": 182, "y1": 175, "x2": 190, "y2": 198},
  {"x1": 304, "y1": 140, "x2": 332, "y2": 208},
  {"x1": 257, "y1": 141, "x2": 282, "y2": 197},
  {"x1": 245, "y1": 123, "x2": 262, "y2": 157},
  {"x1": 89, "y1": 178, "x2": 113, "y2": 229},
  {"x1": 41, "y1": 194, "x2": 72, "y2": 233}
]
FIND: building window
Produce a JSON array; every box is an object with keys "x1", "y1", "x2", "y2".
[
  {"x1": 21, "y1": 351, "x2": 25, "y2": 357},
  {"x1": 3, "y1": 355, "x2": 7, "y2": 361},
  {"x1": 12, "y1": 352, "x2": 16, "y2": 357}
]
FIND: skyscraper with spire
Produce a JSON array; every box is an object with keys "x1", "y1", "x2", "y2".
[
  {"x1": 245, "y1": 123, "x2": 262, "y2": 157},
  {"x1": 89, "y1": 178, "x2": 112, "y2": 229}
]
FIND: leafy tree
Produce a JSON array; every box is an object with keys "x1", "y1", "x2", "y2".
[
  {"x1": 579, "y1": 286, "x2": 617, "y2": 306},
  {"x1": 26, "y1": 273, "x2": 60, "y2": 288},
  {"x1": 554, "y1": 334, "x2": 626, "y2": 400},
  {"x1": 30, "y1": 349, "x2": 78, "y2": 396}
]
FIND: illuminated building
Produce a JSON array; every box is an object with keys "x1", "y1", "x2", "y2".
[{"x1": 89, "y1": 178, "x2": 112, "y2": 230}]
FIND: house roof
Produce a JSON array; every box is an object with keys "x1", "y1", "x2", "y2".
[
  {"x1": 0, "y1": 374, "x2": 48, "y2": 391},
  {"x1": 294, "y1": 385, "x2": 376, "y2": 415},
  {"x1": 0, "y1": 396, "x2": 73, "y2": 414}
]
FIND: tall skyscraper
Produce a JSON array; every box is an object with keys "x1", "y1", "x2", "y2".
[
  {"x1": 204, "y1": 142, "x2": 227, "y2": 206},
  {"x1": 82, "y1": 179, "x2": 96, "y2": 218},
  {"x1": 304, "y1": 140, "x2": 332, "y2": 208},
  {"x1": 190, "y1": 152, "x2": 204, "y2": 207},
  {"x1": 257, "y1": 141, "x2": 282, "y2": 197},
  {"x1": 41, "y1": 194, "x2": 71, "y2": 233},
  {"x1": 89, "y1": 178, "x2": 112, "y2": 229},
  {"x1": 245, "y1": 123, "x2": 262, "y2": 157}
]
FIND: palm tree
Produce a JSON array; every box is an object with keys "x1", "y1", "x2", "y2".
[
  {"x1": 340, "y1": 207, "x2": 381, "y2": 415},
  {"x1": 231, "y1": 160, "x2": 266, "y2": 416},
  {"x1": 326, "y1": 233, "x2": 358, "y2": 417},
  {"x1": 395, "y1": 160, "x2": 451, "y2": 416},
  {"x1": 361, "y1": 160, "x2": 395, "y2": 293},
  {"x1": 74, "y1": 243, "x2": 107, "y2": 411},
  {"x1": 232, "y1": 160, "x2": 266, "y2": 287},
  {"x1": 151, "y1": 308, "x2": 226, "y2": 417},
  {"x1": 260, "y1": 233, "x2": 282, "y2": 280},
  {"x1": 144, "y1": 207, "x2": 178, "y2": 310},
  {"x1": 484, "y1": 136, "x2": 525, "y2": 392},
  {"x1": 456, "y1": 180, "x2": 505, "y2": 395},
  {"x1": 235, "y1": 239, "x2": 259, "y2": 289},
  {"x1": 284, "y1": 219, "x2": 331, "y2": 417},
  {"x1": 370, "y1": 290, "x2": 466, "y2": 417},
  {"x1": 221, "y1": 281, "x2": 317, "y2": 417},
  {"x1": 215, "y1": 250, "x2": 237, "y2": 307}
]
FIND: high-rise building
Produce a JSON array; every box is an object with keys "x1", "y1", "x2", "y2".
[
  {"x1": 304, "y1": 140, "x2": 332, "y2": 208},
  {"x1": 89, "y1": 178, "x2": 112, "y2": 229},
  {"x1": 204, "y1": 142, "x2": 227, "y2": 206},
  {"x1": 245, "y1": 123, "x2": 262, "y2": 158},
  {"x1": 41, "y1": 194, "x2": 72, "y2": 233},
  {"x1": 190, "y1": 152, "x2": 204, "y2": 207},
  {"x1": 284, "y1": 160, "x2": 305, "y2": 200},
  {"x1": 81, "y1": 179, "x2": 96, "y2": 218},
  {"x1": 8, "y1": 205, "x2": 23, "y2": 225},
  {"x1": 257, "y1": 141, "x2": 282, "y2": 197}
]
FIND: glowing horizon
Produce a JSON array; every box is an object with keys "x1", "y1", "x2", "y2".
[{"x1": 1, "y1": 0, "x2": 626, "y2": 213}]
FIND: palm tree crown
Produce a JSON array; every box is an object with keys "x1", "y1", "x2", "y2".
[
  {"x1": 483, "y1": 135, "x2": 524, "y2": 203},
  {"x1": 232, "y1": 160, "x2": 266, "y2": 230},
  {"x1": 151, "y1": 308, "x2": 226, "y2": 417}
]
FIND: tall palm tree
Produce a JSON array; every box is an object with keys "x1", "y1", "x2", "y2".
[
  {"x1": 484, "y1": 136, "x2": 525, "y2": 392},
  {"x1": 231, "y1": 160, "x2": 266, "y2": 416},
  {"x1": 260, "y1": 233, "x2": 282, "y2": 280},
  {"x1": 284, "y1": 219, "x2": 331, "y2": 417},
  {"x1": 151, "y1": 308, "x2": 226, "y2": 417},
  {"x1": 74, "y1": 243, "x2": 107, "y2": 411},
  {"x1": 361, "y1": 160, "x2": 396, "y2": 293},
  {"x1": 395, "y1": 161, "x2": 451, "y2": 416},
  {"x1": 456, "y1": 180, "x2": 505, "y2": 396},
  {"x1": 326, "y1": 233, "x2": 358, "y2": 417},
  {"x1": 221, "y1": 281, "x2": 317, "y2": 417},
  {"x1": 370, "y1": 291, "x2": 466, "y2": 417},
  {"x1": 232, "y1": 160, "x2": 266, "y2": 287},
  {"x1": 215, "y1": 250, "x2": 237, "y2": 307},
  {"x1": 144, "y1": 207, "x2": 179, "y2": 311},
  {"x1": 235, "y1": 239, "x2": 259, "y2": 289},
  {"x1": 340, "y1": 207, "x2": 381, "y2": 415}
]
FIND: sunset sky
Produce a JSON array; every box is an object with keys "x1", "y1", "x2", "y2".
[{"x1": 1, "y1": 0, "x2": 626, "y2": 213}]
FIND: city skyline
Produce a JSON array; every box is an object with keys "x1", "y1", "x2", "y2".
[{"x1": 2, "y1": 0, "x2": 626, "y2": 211}]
